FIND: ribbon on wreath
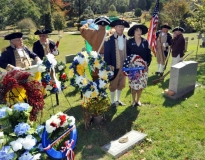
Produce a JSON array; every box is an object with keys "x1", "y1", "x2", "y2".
[
  {"x1": 61, "y1": 139, "x2": 75, "y2": 160},
  {"x1": 123, "y1": 67, "x2": 145, "y2": 81},
  {"x1": 43, "y1": 125, "x2": 76, "y2": 151}
]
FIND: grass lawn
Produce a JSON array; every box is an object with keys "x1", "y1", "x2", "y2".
[{"x1": 0, "y1": 31, "x2": 205, "y2": 159}]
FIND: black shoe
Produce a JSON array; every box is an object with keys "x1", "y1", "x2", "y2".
[
  {"x1": 117, "y1": 101, "x2": 126, "y2": 106},
  {"x1": 155, "y1": 72, "x2": 160, "y2": 75},
  {"x1": 159, "y1": 72, "x2": 164, "y2": 77},
  {"x1": 111, "y1": 103, "x2": 116, "y2": 108},
  {"x1": 132, "y1": 102, "x2": 138, "y2": 108}
]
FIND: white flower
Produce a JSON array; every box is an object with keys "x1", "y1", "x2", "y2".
[
  {"x1": 0, "y1": 132, "x2": 4, "y2": 138},
  {"x1": 99, "y1": 80, "x2": 106, "y2": 88},
  {"x1": 58, "y1": 65, "x2": 64, "y2": 71},
  {"x1": 75, "y1": 76, "x2": 84, "y2": 87},
  {"x1": 10, "y1": 139, "x2": 23, "y2": 151},
  {"x1": 38, "y1": 65, "x2": 46, "y2": 72},
  {"x1": 68, "y1": 116, "x2": 76, "y2": 126},
  {"x1": 46, "y1": 85, "x2": 53, "y2": 91},
  {"x1": 0, "y1": 139, "x2": 4, "y2": 144},
  {"x1": 46, "y1": 53, "x2": 57, "y2": 66},
  {"x1": 74, "y1": 55, "x2": 85, "y2": 65},
  {"x1": 84, "y1": 90, "x2": 92, "y2": 98},
  {"x1": 32, "y1": 153, "x2": 41, "y2": 160},
  {"x1": 98, "y1": 70, "x2": 108, "y2": 80},
  {"x1": 22, "y1": 135, "x2": 36, "y2": 150},
  {"x1": 90, "y1": 51, "x2": 98, "y2": 58}
]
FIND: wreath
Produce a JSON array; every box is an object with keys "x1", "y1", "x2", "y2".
[
  {"x1": 42, "y1": 112, "x2": 77, "y2": 160},
  {"x1": 41, "y1": 54, "x2": 68, "y2": 94},
  {"x1": 123, "y1": 54, "x2": 148, "y2": 90},
  {"x1": 69, "y1": 51, "x2": 113, "y2": 98},
  {"x1": 0, "y1": 70, "x2": 44, "y2": 121}
]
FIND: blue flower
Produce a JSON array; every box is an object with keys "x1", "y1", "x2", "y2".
[
  {"x1": 13, "y1": 103, "x2": 30, "y2": 112},
  {"x1": 14, "y1": 123, "x2": 30, "y2": 136},
  {"x1": 36, "y1": 125, "x2": 44, "y2": 138},
  {"x1": 45, "y1": 60, "x2": 52, "y2": 69},
  {"x1": 0, "y1": 146, "x2": 14, "y2": 160},
  {"x1": 0, "y1": 107, "x2": 12, "y2": 119},
  {"x1": 19, "y1": 151, "x2": 33, "y2": 160}
]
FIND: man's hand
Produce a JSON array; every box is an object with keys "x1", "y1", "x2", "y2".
[
  {"x1": 36, "y1": 60, "x2": 43, "y2": 66},
  {"x1": 163, "y1": 43, "x2": 166, "y2": 47}
]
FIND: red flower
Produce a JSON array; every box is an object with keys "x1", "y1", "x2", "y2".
[
  {"x1": 50, "y1": 122, "x2": 58, "y2": 128},
  {"x1": 53, "y1": 84, "x2": 57, "y2": 88},
  {"x1": 59, "y1": 115, "x2": 67, "y2": 125},
  {"x1": 61, "y1": 73, "x2": 67, "y2": 80}
]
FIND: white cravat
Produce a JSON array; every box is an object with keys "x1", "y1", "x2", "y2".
[
  {"x1": 16, "y1": 48, "x2": 25, "y2": 58},
  {"x1": 161, "y1": 32, "x2": 165, "y2": 36},
  {"x1": 117, "y1": 35, "x2": 124, "y2": 50}
]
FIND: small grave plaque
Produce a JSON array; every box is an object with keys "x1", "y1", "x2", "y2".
[
  {"x1": 65, "y1": 54, "x2": 76, "y2": 64},
  {"x1": 101, "y1": 130, "x2": 147, "y2": 158}
]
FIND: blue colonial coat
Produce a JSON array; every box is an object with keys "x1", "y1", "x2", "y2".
[{"x1": 0, "y1": 46, "x2": 37, "y2": 69}]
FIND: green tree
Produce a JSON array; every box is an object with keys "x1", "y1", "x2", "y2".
[
  {"x1": 129, "y1": 0, "x2": 139, "y2": 10},
  {"x1": 109, "y1": 4, "x2": 116, "y2": 12},
  {"x1": 0, "y1": 0, "x2": 9, "y2": 30},
  {"x1": 44, "y1": 12, "x2": 54, "y2": 31},
  {"x1": 79, "y1": 6, "x2": 94, "y2": 21},
  {"x1": 108, "y1": 4, "x2": 118, "y2": 17},
  {"x1": 53, "y1": 12, "x2": 65, "y2": 34},
  {"x1": 17, "y1": 18, "x2": 37, "y2": 33},
  {"x1": 138, "y1": 0, "x2": 147, "y2": 10},
  {"x1": 118, "y1": 6, "x2": 126, "y2": 14},
  {"x1": 135, "y1": 8, "x2": 142, "y2": 17},
  {"x1": 6, "y1": 0, "x2": 41, "y2": 26}
]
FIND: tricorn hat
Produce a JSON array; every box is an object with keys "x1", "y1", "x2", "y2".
[
  {"x1": 4, "y1": 32, "x2": 23, "y2": 40},
  {"x1": 109, "y1": 19, "x2": 130, "y2": 28},
  {"x1": 34, "y1": 29, "x2": 51, "y2": 35},
  {"x1": 172, "y1": 26, "x2": 185, "y2": 32},
  {"x1": 160, "y1": 24, "x2": 171, "y2": 29},
  {"x1": 94, "y1": 16, "x2": 111, "y2": 26},
  {"x1": 128, "y1": 24, "x2": 148, "y2": 36}
]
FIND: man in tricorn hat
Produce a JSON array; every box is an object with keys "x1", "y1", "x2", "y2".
[
  {"x1": 171, "y1": 26, "x2": 185, "y2": 66},
  {"x1": 155, "y1": 23, "x2": 172, "y2": 76},
  {"x1": 104, "y1": 19, "x2": 130, "y2": 108},
  {"x1": 33, "y1": 29, "x2": 59, "y2": 60},
  {"x1": 0, "y1": 32, "x2": 42, "y2": 71}
]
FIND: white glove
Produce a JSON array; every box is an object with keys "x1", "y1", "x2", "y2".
[
  {"x1": 52, "y1": 47, "x2": 59, "y2": 56},
  {"x1": 163, "y1": 43, "x2": 166, "y2": 47},
  {"x1": 87, "y1": 19, "x2": 93, "y2": 25},
  {"x1": 36, "y1": 60, "x2": 43, "y2": 66},
  {"x1": 13, "y1": 67, "x2": 25, "y2": 71}
]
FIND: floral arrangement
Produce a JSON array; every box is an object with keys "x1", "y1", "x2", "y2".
[
  {"x1": 41, "y1": 54, "x2": 68, "y2": 94},
  {"x1": 82, "y1": 96, "x2": 109, "y2": 116},
  {"x1": 0, "y1": 103, "x2": 44, "y2": 160},
  {"x1": 69, "y1": 51, "x2": 113, "y2": 99},
  {"x1": 0, "y1": 70, "x2": 44, "y2": 121},
  {"x1": 45, "y1": 112, "x2": 75, "y2": 134}
]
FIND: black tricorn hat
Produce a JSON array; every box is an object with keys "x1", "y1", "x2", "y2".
[
  {"x1": 109, "y1": 19, "x2": 130, "y2": 28},
  {"x1": 4, "y1": 32, "x2": 23, "y2": 40},
  {"x1": 34, "y1": 29, "x2": 51, "y2": 35},
  {"x1": 160, "y1": 24, "x2": 171, "y2": 29},
  {"x1": 94, "y1": 16, "x2": 111, "y2": 26},
  {"x1": 172, "y1": 26, "x2": 185, "y2": 32},
  {"x1": 128, "y1": 24, "x2": 148, "y2": 36}
]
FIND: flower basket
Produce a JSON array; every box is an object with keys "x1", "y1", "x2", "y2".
[{"x1": 82, "y1": 96, "x2": 110, "y2": 128}]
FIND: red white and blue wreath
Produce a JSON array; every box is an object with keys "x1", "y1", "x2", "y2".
[{"x1": 123, "y1": 54, "x2": 148, "y2": 90}]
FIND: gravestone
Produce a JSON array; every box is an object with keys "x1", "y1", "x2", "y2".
[
  {"x1": 166, "y1": 61, "x2": 198, "y2": 99},
  {"x1": 101, "y1": 130, "x2": 147, "y2": 158},
  {"x1": 65, "y1": 54, "x2": 76, "y2": 64}
]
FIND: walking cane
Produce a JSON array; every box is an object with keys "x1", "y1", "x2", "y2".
[{"x1": 152, "y1": 50, "x2": 194, "y2": 84}]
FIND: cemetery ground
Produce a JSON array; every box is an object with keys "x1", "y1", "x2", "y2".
[{"x1": 0, "y1": 32, "x2": 205, "y2": 160}]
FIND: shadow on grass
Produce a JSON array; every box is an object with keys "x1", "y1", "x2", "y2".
[{"x1": 72, "y1": 106, "x2": 139, "y2": 159}]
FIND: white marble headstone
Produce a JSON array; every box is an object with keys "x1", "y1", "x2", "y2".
[
  {"x1": 168, "y1": 61, "x2": 198, "y2": 99},
  {"x1": 101, "y1": 130, "x2": 147, "y2": 158}
]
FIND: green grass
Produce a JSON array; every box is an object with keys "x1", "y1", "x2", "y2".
[{"x1": 1, "y1": 32, "x2": 205, "y2": 160}]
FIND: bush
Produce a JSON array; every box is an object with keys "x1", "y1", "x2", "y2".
[
  {"x1": 17, "y1": 18, "x2": 37, "y2": 32},
  {"x1": 135, "y1": 8, "x2": 142, "y2": 17},
  {"x1": 108, "y1": 11, "x2": 118, "y2": 17}
]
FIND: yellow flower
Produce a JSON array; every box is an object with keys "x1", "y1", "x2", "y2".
[
  {"x1": 105, "y1": 83, "x2": 109, "y2": 88},
  {"x1": 91, "y1": 91, "x2": 98, "y2": 98},
  {"x1": 69, "y1": 68, "x2": 74, "y2": 77},
  {"x1": 77, "y1": 64, "x2": 84, "y2": 76},
  {"x1": 82, "y1": 78, "x2": 88, "y2": 85},
  {"x1": 94, "y1": 60, "x2": 100, "y2": 68}
]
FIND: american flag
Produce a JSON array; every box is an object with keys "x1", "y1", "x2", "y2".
[{"x1": 147, "y1": 0, "x2": 159, "y2": 56}]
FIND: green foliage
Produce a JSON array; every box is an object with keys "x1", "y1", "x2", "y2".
[
  {"x1": 23, "y1": 31, "x2": 39, "y2": 48},
  {"x1": 109, "y1": 4, "x2": 116, "y2": 12},
  {"x1": 79, "y1": 7, "x2": 94, "y2": 21},
  {"x1": 17, "y1": 18, "x2": 37, "y2": 32},
  {"x1": 118, "y1": 6, "x2": 126, "y2": 14},
  {"x1": 186, "y1": 0, "x2": 205, "y2": 33},
  {"x1": 135, "y1": 8, "x2": 142, "y2": 17},
  {"x1": 44, "y1": 12, "x2": 54, "y2": 32},
  {"x1": 6, "y1": 0, "x2": 41, "y2": 26},
  {"x1": 137, "y1": 0, "x2": 147, "y2": 10},
  {"x1": 53, "y1": 12, "x2": 66, "y2": 32},
  {"x1": 108, "y1": 10, "x2": 118, "y2": 17}
]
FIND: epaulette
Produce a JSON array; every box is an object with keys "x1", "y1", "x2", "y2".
[{"x1": 1, "y1": 47, "x2": 7, "y2": 53}]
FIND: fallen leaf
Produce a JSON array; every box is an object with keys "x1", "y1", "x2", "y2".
[
  {"x1": 195, "y1": 104, "x2": 198, "y2": 108},
  {"x1": 139, "y1": 149, "x2": 144, "y2": 154},
  {"x1": 86, "y1": 145, "x2": 92, "y2": 149},
  {"x1": 146, "y1": 138, "x2": 152, "y2": 143}
]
